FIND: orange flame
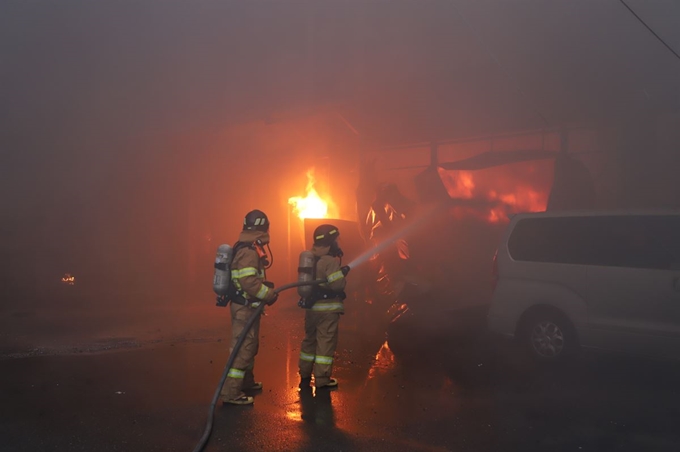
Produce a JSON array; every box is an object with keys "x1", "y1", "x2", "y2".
[
  {"x1": 61, "y1": 273, "x2": 75, "y2": 285},
  {"x1": 288, "y1": 169, "x2": 336, "y2": 220},
  {"x1": 439, "y1": 167, "x2": 548, "y2": 223},
  {"x1": 446, "y1": 171, "x2": 475, "y2": 199},
  {"x1": 486, "y1": 185, "x2": 544, "y2": 223},
  {"x1": 367, "y1": 340, "x2": 396, "y2": 380}
]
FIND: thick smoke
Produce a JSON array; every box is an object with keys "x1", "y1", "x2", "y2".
[{"x1": 2, "y1": 1, "x2": 680, "y2": 351}]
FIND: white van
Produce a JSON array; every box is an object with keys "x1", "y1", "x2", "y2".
[{"x1": 488, "y1": 211, "x2": 680, "y2": 361}]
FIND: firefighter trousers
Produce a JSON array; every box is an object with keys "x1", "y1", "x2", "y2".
[
  {"x1": 220, "y1": 302, "x2": 261, "y2": 400},
  {"x1": 299, "y1": 311, "x2": 340, "y2": 387}
]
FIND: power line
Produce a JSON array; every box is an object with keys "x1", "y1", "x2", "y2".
[{"x1": 619, "y1": 0, "x2": 680, "y2": 62}]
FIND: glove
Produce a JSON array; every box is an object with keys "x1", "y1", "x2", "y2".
[
  {"x1": 265, "y1": 292, "x2": 279, "y2": 306},
  {"x1": 340, "y1": 265, "x2": 351, "y2": 276},
  {"x1": 215, "y1": 295, "x2": 229, "y2": 307}
]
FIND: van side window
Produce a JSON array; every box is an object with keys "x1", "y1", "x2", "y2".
[
  {"x1": 508, "y1": 216, "x2": 680, "y2": 270},
  {"x1": 608, "y1": 216, "x2": 680, "y2": 270},
  {"x1": 508, "y1": 217, "x2": 596, "y2": 265}
]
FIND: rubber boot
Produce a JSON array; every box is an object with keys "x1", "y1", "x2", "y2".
[
  {"x1": 244, "y1": 382, "x2": 263, "y2": 391},
  {"x1": 222, "y1": 394, "x2": 254, "y2": 405},
  {"x1": 316, "y1": 378, "x2": 338, "y2": 389}
]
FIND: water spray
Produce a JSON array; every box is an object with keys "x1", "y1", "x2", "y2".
[
  {"x1": 345, "y1": 203, "x2": 445, "y2": 270},
  {"x1": 194, "y1": 203, "x2": 445, "y2": 451}
]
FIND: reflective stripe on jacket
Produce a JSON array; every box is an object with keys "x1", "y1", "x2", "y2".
[
  {"x1": 230, "y1": 230, "x2": 273, "y2": 306},
  {"x1": 308, "y1": 245, "x2": 346, "y2": 313}
]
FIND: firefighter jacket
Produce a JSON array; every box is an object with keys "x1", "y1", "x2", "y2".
[
  {"x1": 231, "y1": 230, "x2": 275, "y2": 307},
  {"x1": 308, "y1": 244, "x2": 347, "y2": 313}
]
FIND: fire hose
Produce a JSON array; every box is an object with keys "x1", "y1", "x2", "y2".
[{"x1": 192, "y1": 278, "x2": 328, "y2": 452}]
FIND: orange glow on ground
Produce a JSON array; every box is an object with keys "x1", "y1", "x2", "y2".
[
  {"x1": 288, "y1": 169, "x2": 337, "y2": 220},
  {"x1": 285, "y1": 409, "x2": 302, "y2": 422}
]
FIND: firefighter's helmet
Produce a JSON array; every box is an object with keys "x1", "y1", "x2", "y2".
[
  {"x1": 243, "y1": 209, "x2": 270, "y2": 232},
  {"x1": 313, "y1": 224, "x2": 340, "y2": 246}
]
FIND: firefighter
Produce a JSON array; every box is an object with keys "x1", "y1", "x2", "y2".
[
  {"x1": 299, "y1": 224, "x2": 350, "y2": 389},
  {"x1": 221, "y1": 209, "x2": 278, "y2": 405}
]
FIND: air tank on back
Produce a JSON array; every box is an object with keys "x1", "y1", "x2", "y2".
[
  {"x1": 213, "y1": 244, "x2": 234, "y2": 296},
  {"x1": 297, "y1": 250, "x2": 315, "y2": 298}
]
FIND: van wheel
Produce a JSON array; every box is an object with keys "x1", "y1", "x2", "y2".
[{"x1": 521, "y1": 311, "x2": 577, "y2": 362}]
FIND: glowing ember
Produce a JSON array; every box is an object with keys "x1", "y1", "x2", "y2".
[
  {"x1": 61, "y1": 273, "x2": 75, "y2": 285},
  {"x1": 288, "y1": 169, "x2": 335, "y2": 220}
]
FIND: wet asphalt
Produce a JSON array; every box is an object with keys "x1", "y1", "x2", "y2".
[{"x1": 2, "y1": 296, "x2": 680, "y2": 452}]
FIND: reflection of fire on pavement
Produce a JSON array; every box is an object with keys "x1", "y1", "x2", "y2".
[{"x1": 61, "y1": 273, "x2": 75, "y2": 285}]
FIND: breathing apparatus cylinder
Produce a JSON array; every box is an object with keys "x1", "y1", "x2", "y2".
[
  {"x1": 297, "y1": 251, "x2": 315, "y2": 299},
  {"x1": 213, "y1": 244, "x2": 234, "y2": 296}
]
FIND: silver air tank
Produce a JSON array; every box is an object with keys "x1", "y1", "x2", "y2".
[
  {"x1": 213, "y1": 244, "x2": 234, "y2": 296},
  {"x1": 297, "y1": 250, "x2": 315, "y2": 298}
]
